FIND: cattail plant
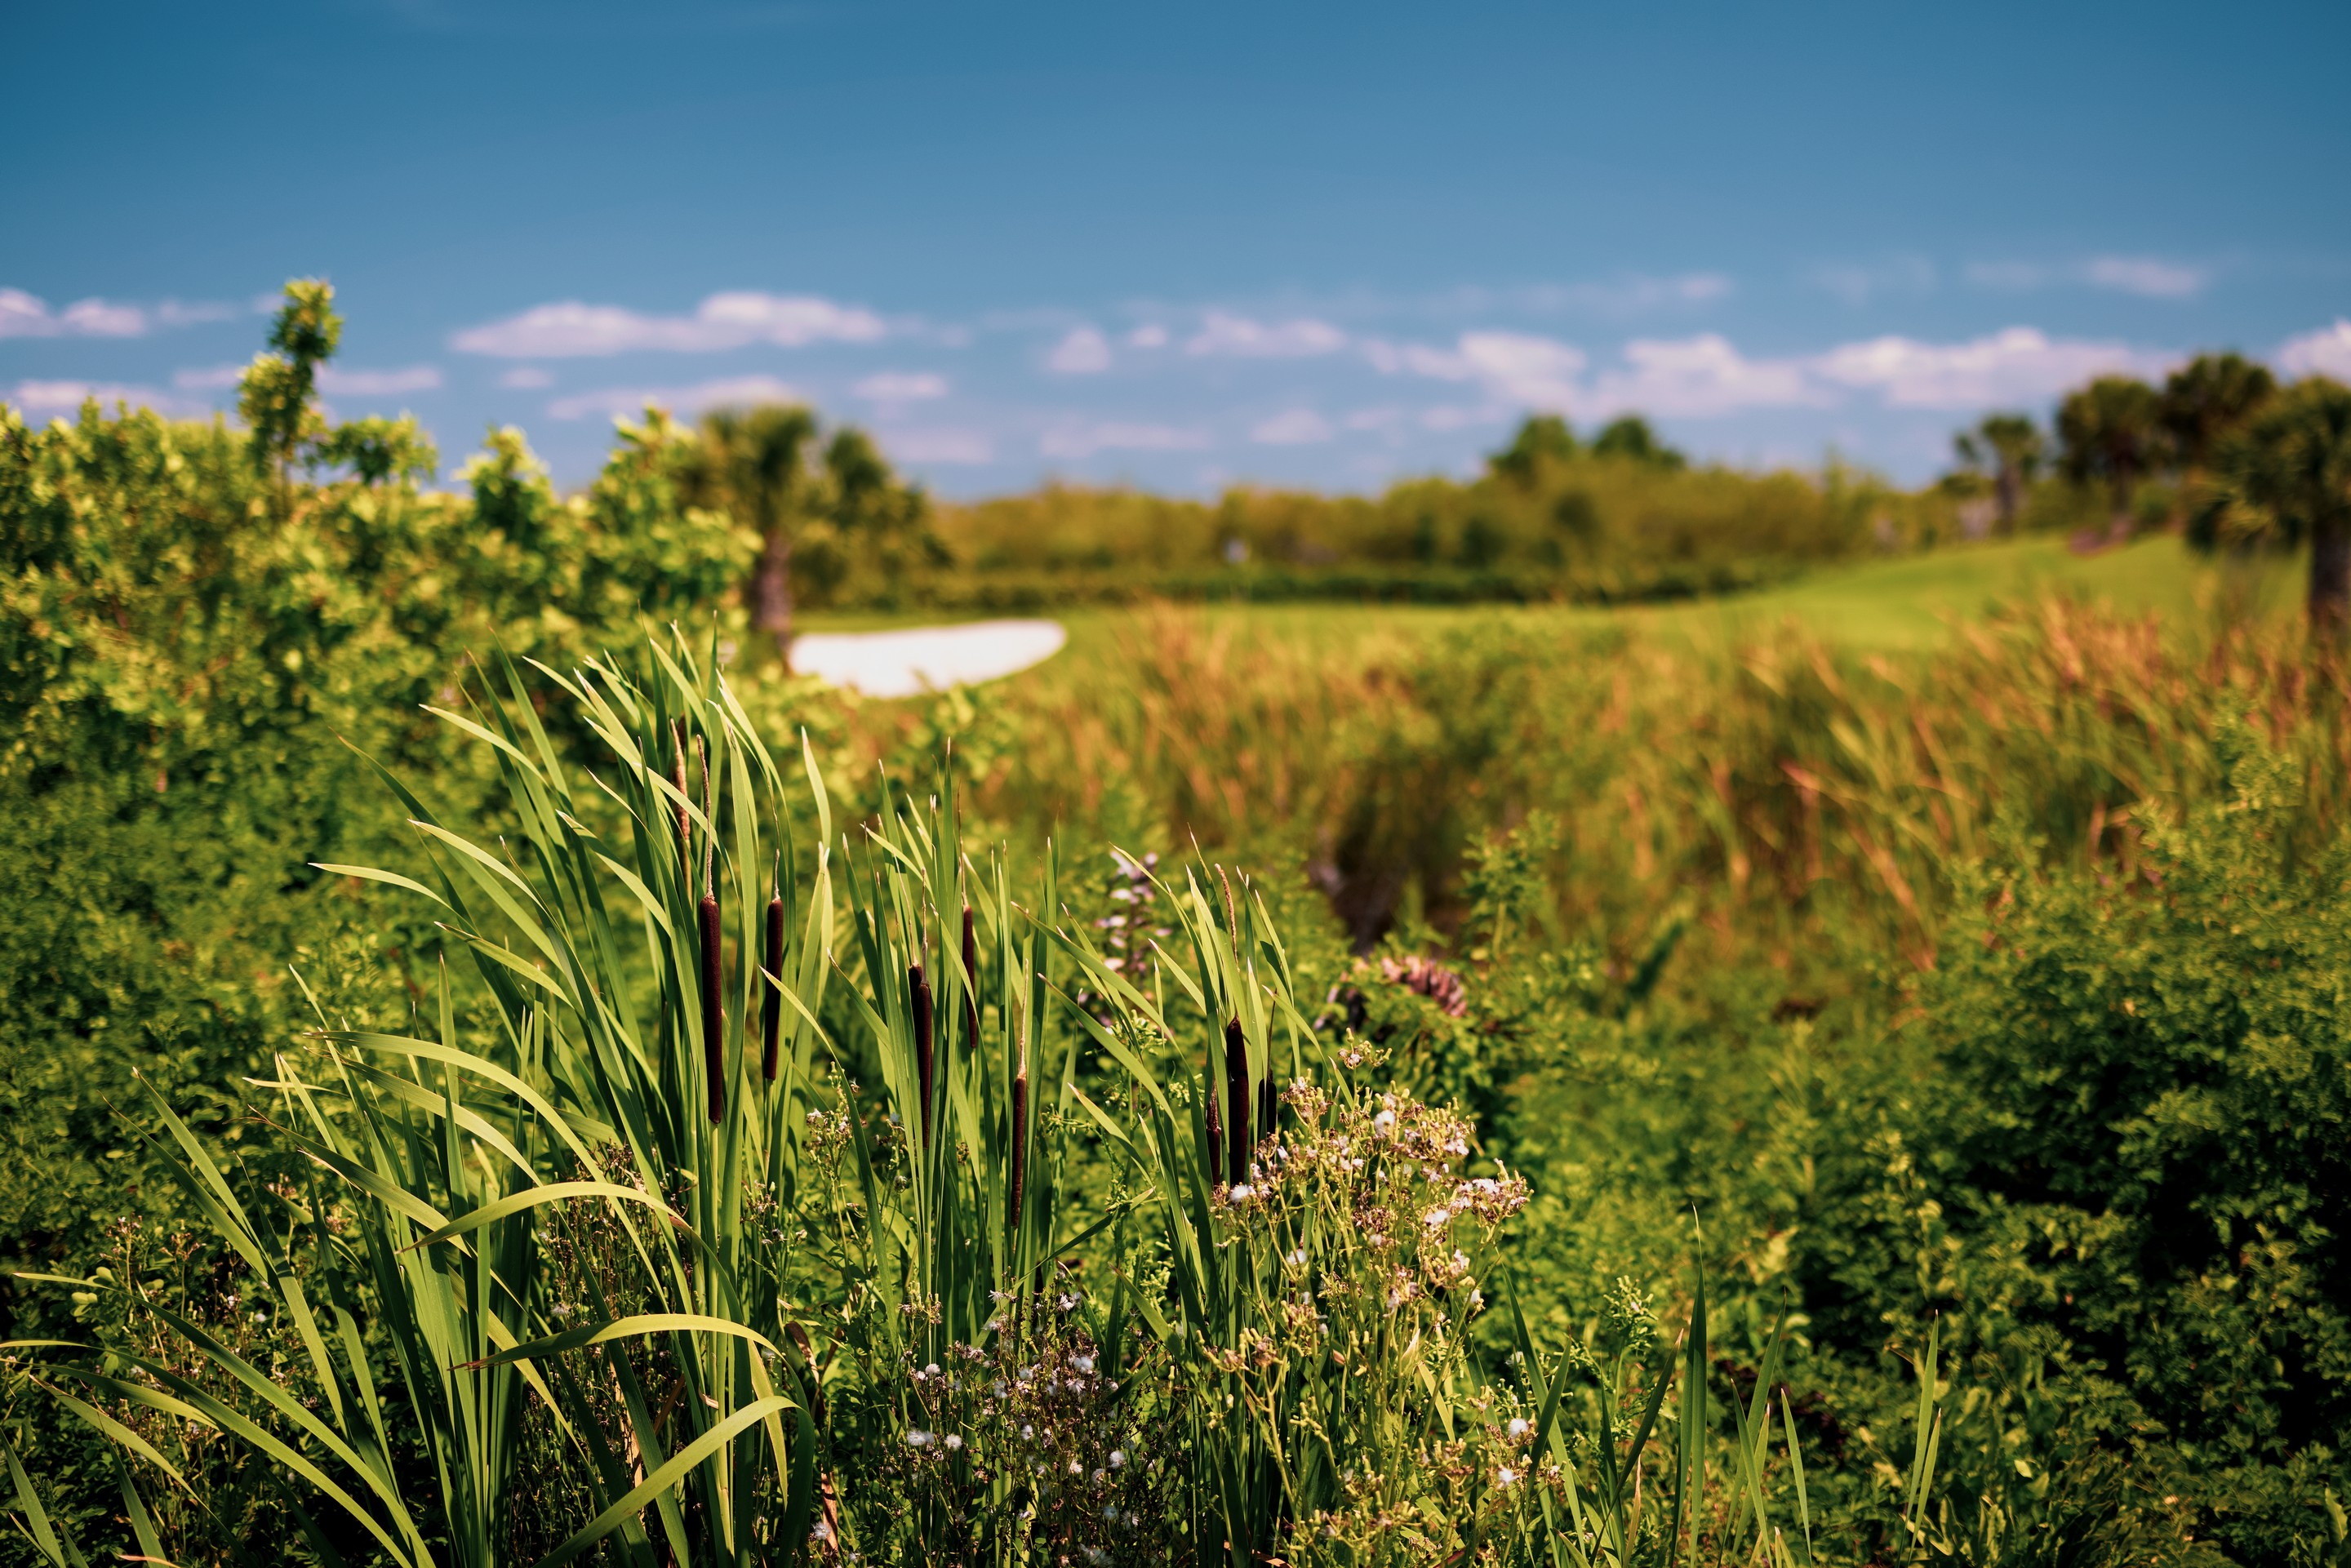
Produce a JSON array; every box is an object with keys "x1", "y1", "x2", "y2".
[
  {"x1": 698, "y1": 738, "x2": 724, "y2": 1125},
  {"x1": 1223, "y1": 1015, "x2": 1251, "y2": 1184},
  {"x1": 1007, "y1": 1046, "x2": 1029, "y2": 1241},
  {"x1": 959, "y1": 903, "x2": 979, "y2": 1053},
  {"x1": 909, "y1": 960, "x2": 934, "y2": 1148},
  {"x1": 761, "y1": 883, "x2": 785, "y2": 1082}
]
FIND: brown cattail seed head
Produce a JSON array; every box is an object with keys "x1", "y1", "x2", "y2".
[
  {"x1": 909, "y1": 962, "x2": 935, "y2": 1150},
  {"x1": 761, "y1": 891, "x2": 785, "y2": 1082},
  {"x1": 699, "y1": 891, "x2": 724, "y2": 1124},
  {"x1": 960, "y1": 904, "x2": 980, "y2": 1054},
  {"x1": 1008, "y1": 1053, "x2": 1029, "y2": 1243},
  {"x1": 1224, "y1": 1016, "x2": 1251, "y2": 1184}
]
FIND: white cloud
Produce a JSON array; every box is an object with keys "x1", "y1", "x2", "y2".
[
  {"x1": 883, "y1": 428, "x2": 994, "y2": 464},
  {"x1": 1811, "y1": 326, "x2": 2158, "y2": 408},
  {"x1": 1039, "y1": 420, "x2": 1211, "y2": 460},
  {"x1": 10, "y1": 379, "x2": 194, "y2": 415},
  {"x1": 1185, "y1": 310, "x2": 1348, "y2": 358},
  {"x1": 173, "y1": 364, "x2": 244, "y2": 390},
  {"x1": 1045, "y1": 326, "x2": 1113, "y2": 374},
  {"x1": 452, "y1": 292, "x2": 887, "y2": 357},
  {"x1": 1966, "y1": 256, "x2": 2208, "y2": 300},
  {"x1": 548, "y1": 374, "x2": 802, "y2": 421},
  {"x1": 1127, "y1": 323, "x2": 1169, "y2": 349},
  {"x1": 2279, "y1": 320, "x2": 2351, "y2": 379},
  {"x1": 498, "y1": 366, "x2": 553, "y2": 389},
  {"x1": 1250, "y1": 408, "x2": 1333, "y2": 446},
  {"x1": 1371, "y1": 322, "x2": 2149, "y2": 420},
  {"x1": 319, "y1": 365, "x2": 442, "y2": 396},
  {"x1": 1593, "y1": 334, "x2": 1824, "y2": 417},
  {"x1": 1376, "y1": 331, "x2": 1588, "y2": 409},
  {"x1": 855, "y1": 371, "x2": 949, "y2": 403},
  {"x1": 1, "y1": 289, "x2": 148, "y2": 339}
]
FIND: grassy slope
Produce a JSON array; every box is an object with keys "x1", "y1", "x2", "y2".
[{"x1": 795, "y1": 534, "x2": 2304, "y2": 685}]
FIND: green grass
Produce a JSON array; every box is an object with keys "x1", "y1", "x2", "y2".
[{"x1": 800, "y1": 533, "x2": 2309, "y2": 688}]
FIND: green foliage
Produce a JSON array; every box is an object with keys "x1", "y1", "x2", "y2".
[{"x1": 7, "y1": 288, "x2": 2351, "y2": 1567}]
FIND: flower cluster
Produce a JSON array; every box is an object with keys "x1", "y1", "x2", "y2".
[{"x1": 852, "y1": 1301, "x2": 1175, "y2": 1564}]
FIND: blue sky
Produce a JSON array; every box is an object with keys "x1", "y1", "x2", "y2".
[{"x1": 6, "y1": 0, "x2": 2348, "y2": 496}]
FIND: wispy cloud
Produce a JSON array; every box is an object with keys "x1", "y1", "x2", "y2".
[
  {"x1": 1, "y1": 289, "x2": 149, "y2": 339},
  {"x1": 1044, "y1": 326, "x2": 1113, "y2": 374},
  {"x1": 453, "y1": 292, "x2": 887, "y2": 357},
  {"x1": 1809, "y1": 256, "x2": 1937, "y2": 307},
  {"x1": 1811, "y1": 326, "x2": 2158, "y2": 407},
  {"x1": 1594, "y1": 335, "x2": 1824, "y2": 416},
  {"x1": 1374, "y1": 324, "x2": 2167, "y2": 418},
  {"x1": 498, "y1": 366, "x2": 553, "y2": 389},
  {"x1": 1967, "y1": 255, "x2": 2210, "y2": 300},
  {"x1": 1039, "y1": 420, "x2": 1211, "y2": 460},
  {"x1": 2278, "y1": 319, "x2": 2351, "y2": 378},
  {"x1": 854, "y1": 371, "x2": 949, "y2": 403},
  {"x1": 881, "y1": 427, "x2": 994, "y2": 464},
  {"x1": 1507, "y1": 273, "x2": 1734, "y2": 316},
  {"x1": 1127, "y1": 324, "x2": 1170, "y2": 349},
  {"x1": 1250, "y1": 408, "x2": 1333, "y2": 446},
  {"x1": 174, "y1": 363, "x2": 443, "y2": 396},
  {"x1": 322, "y1": 365, "x2": 443, "y2": 396},
  {"x1": 548, "y1": 373, "x2": 802, "y2": 421},
  {"x1": 1367, "y1": 331, "x2": 1586, "y2": 410},
  {"x1": 1185, "y1": 310, "x2": 1348, "y2": 358},
  {"x1": 2, "y1": 290, "x2": 244, "y2": 340},
  {"x1": 9, "y1": 379, "x2": 198, "y2": 415}
]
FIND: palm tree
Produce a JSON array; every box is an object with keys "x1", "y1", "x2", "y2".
[
  {"x1": 2057, "y1": 375, "x2": 2165, "y2": 542},
  {"x1": 1953, "y1": 412, "x2": 2045, "y2": 534},
  {"x1": 2160, "y1": 352, "x2": 2277, "y2": 477},
  {"x1": 682, "y1": 403, "x2": 819, "y2": 652},
  {"x1": 2208, "y1": 376, "x2": 2351, "y2": 637}
]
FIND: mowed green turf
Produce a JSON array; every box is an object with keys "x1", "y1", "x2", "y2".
[{"x1": 798, "y1": 533, "x2": 2309, "y2": 689}]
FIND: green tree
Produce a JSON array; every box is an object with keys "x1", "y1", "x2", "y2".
[
  {"x1": 1590, "y1": 413, "x2": 1686, "y2": 469},
  {"x1": 1952, "y1": 411, "x2": 2044, "y2": 533},
  {"x1": 2160, "y1": 351, "x2": 2277, "y2": 491},
  {"x1": 1487, "y1": 413, "x2": 1580, "y2": 485},
  {"x1": 2056, "y1": 375, "x2": 2165, "y2": 540},
  {"x1": 682, "y1": 402, "x2": 820, "y2": 651},
  {"x1": 237, "y1": 278, "x2": 341, "y2": 504},
  {"x1": 2206, "y1": 376, "x2": 2351, "y2": 635}
]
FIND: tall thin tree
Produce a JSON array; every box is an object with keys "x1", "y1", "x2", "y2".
[
  {"x1": 2058, "y1": 375, "x2": 2165, "y2": 543},
  {"x1": 683, "y1": 404, "x2": 820, "y2": 654}
]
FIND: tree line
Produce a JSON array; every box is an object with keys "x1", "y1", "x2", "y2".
[{"x1": 1946, "y1": 353, "x2": 2351, "y2": 632}]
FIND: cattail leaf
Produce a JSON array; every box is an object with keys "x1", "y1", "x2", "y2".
[
  {"x1": 532, "y1": 1395, "x2": 793, "y2": 1568},
  {"x1": 310, "y1": 863, "x2": 451, "y2": 908},
  {"x1": 398, "y1": 1179, "x2": 676, "y2": 1255}
]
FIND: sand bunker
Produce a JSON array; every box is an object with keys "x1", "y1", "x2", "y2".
[{"x1": 788, "y1": 619, "x2": 1068, "y2": 698}]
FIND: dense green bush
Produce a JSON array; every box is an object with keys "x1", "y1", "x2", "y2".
[{"x1": 0, "y1": 285, "x2": 750, "y2": 1339}]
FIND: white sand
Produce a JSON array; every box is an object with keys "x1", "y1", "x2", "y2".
[{"x1": 788, "y1": 619, "x2": 1068, "y2": 698}]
